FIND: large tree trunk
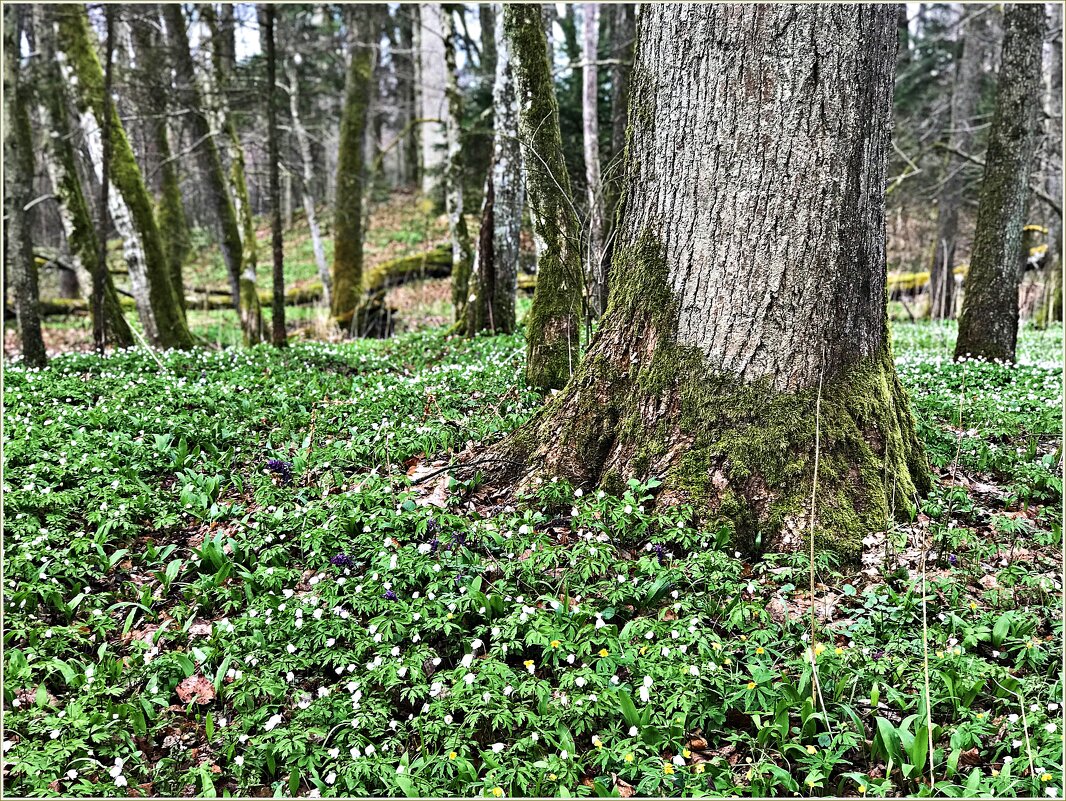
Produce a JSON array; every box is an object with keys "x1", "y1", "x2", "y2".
[
  {"x1": 417, "y1": 3, "x2": 448, "y2": 196},
  {"x1": 487, "y1": 4, "x2": 929, "y2": 560},
  {"x1": 954, "y1": 4, "x2": 1045, "y2": 362},
  {"x1": 463, "y1": 3, "x2": 524, "y2": 337},
  {"x1": 129, "y1": 7, "x2": 191, "y2": 316},
  {"x1": 395, "y1": 7, "x2": 419, "y2": 188},
  {"x1": 260, "y1": 4, "x2": 286, "y2": 347},
  {"x1": 504, "y1": 4, "x2": 583, "y2": 390},
  {"x1": 928, "y1": 10, "x2": 992, "y2": 320},
  {"x1": 163, "y1": 4, "x2": 262, "y2": 346},
  {"x1": 582, "y1": 3, "x2": 606, "y2": 318},
  {"x1": 57, "y1": 5, "x2": 193, "y2": 349},
  {"x1": 4, "y1": 5, "x2": 47, "y2": 367},
  {"x1": 331, "y1": 6, "x2": 376, "y2": 329},
  {"x1": 32, "y1": 6, "x2": 133, "y2": 348},
  {"x1": 443, "y1": 6, "x2": 474, "y2": 320}
]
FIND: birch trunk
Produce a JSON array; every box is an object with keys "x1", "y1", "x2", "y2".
[
  {"x1": 955, "y1": 4, "x2": 1045, "y2": 362},
  {"x1": 929, "y1": 10, "x2": 991, "y2": 320},
  {"x1": 488, "y1": 4, "x2": 929, "y2": 560},
  {"x1": 504, "y1": 3, "x2": 583, "y2": 390},
  {"x1": 463, "y1": 3, "x2": 524, "y2": 336},
  {"x1": 286, "y1": 58, "x2": 332, "y2": 307},
  {"x1": 417, "y1": 3, "x2": 448, "y2": 196},
  {"x1": 582, "y1": 3, "x2": 606, "y2": 317},
  {"x1": 4, "y1": 5, "x2": 47, "y2": 367},
  {"x1": 56, "y1": 5, "x2": 193, "y2": 349},
  {"x1": 443, "y1": 6, "x2": 473, "y2": 319},
  {"x1": 32, "y1": 6, "x2": 133, "y2": 347}
]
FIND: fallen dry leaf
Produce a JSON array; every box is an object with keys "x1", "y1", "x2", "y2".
[{"x1": 176, "y1": 674, "x2": 215, "y2": 705}]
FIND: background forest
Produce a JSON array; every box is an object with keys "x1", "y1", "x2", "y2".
[{"x1": 3, "y1": 3, "x2": 1064, "y2": 800}]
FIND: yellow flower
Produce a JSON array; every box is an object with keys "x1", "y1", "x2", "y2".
[
  {"x1": 623, "y1": 753, "x2": 634, "y2": 764},
  {"x1": 447, "y1": 612, "x2": 454, "y2": 620},
  {"x1": 1043, "y1": 774, "x2": 1053, "y2": 782},
  {"x1": 524, "y1": 659, "x2": 534, "y2": 667},
  {"x1": 755, "y1": 647, "x2": 765, "y2": 655},
  {"x1": 598, "y1": 648, "x2": 609, "y2": 657},
  {"x1": 953, "y1": 647, "x2": 961, "y2": 655},
  {"x1": 936, "y1": 650, "x2": 945, "y2": 658},
  {"x1": 805, "y1": 745, "x2": 817, "y2": 755},
  {"x1": 858, "y1": 784, "x2": 867, "y2": 794},
  {"x1": 740, "y1": 635, "x2": 748, "y2": 641},
  {"x1": 976, "y1": 712, "x2": 985, "y2": 720},
  {"x1": 806, "y1": 778, "x2": 816, "y2": 788},
  {"x1": 723, "y1": 657, "x2": 732, "y2": 665},
  {"x1": 640, "y1": 646, "x2": 648, "y2": 655},
  {"x1": 746, "y1": 681, "x2": 756, "y2": 690},
  {"x1": 491, "y1": 788, "x2": 504, "y2": 798},
  {"x1": 663, "y1": 764, "x2": 675, "y2": 775},
  {"x1": 548, "y1": 774, "x2": 557, "y2": 781},
  {"x1": 991, "y1": 769, "x2": 1000, "y2": 777},
  {"x1": 682, "y1": 749, "x2": 691, "y2": 758},
  {"x1": 969, "y1": 602, "x2": 978, "y2": 610},
  {"x1": 694, "y1": 763, "x2": 705, "y2": 774},
  {"x1": 1028, "y1": 641, "x2": 1038, "y2": 650},
  {"x1": 834, "y1": 646, "x2": 844, "y2": 655},
  {"x1": 550, "y1": 640, "x2": 561, "y2": 649},
  {"x1": 592, "y1": 736, "x2": 603, "y2": 749},
  {"x1": 449, "y1": 752, "x2": 458, "y2": 760},
  {"x1": 712, "y1": 642, "x2": 722, "y2": 651},
  {"x1": 813, "y1": 643, "x2": 826, "y2": 656}
]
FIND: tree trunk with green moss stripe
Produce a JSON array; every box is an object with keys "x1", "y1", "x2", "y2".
[
  {"x1": 56, "y1": 5, "x2": 193, "y2": 349},
  {"x1": 163, "y1": 4, "x2": 262, "y2": 346},
  {"x1": 485, "y1": 4, "x2": 929, "y2": 560},
  {"x1": 443, "y1": 6, "x2": 474, "y2": 321},
  {"x1": 331, "y1": 7, "x2": 375, "y2": 330},
  {"x1": 955, "y1": 4, "x2": 1044, "y2": 363},
  {"x1": 5, "y1": 5, "x2": 47, "y2": 367},
  {"x1": 32, "y1": 6, "x2": 133, "y2": 348},
  {"x1": 504, "y1": 3, "x2": 583, "y2": 390}
]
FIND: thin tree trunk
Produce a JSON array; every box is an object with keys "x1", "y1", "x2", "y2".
[
  {"x1": 582, "y1": 3, "x2": 606, "y2": 318},
  {"x1": 1040, "y1": 4, "x2": 1062, "y2": 326},
  {"x1": 606, "y1": 4, "x2": 635, "y2": 202},
  {"x1": 32, "y1": 6, "x2": 132, "y2": 349},
  {"x1": 286, "y1": 58, "x2": 332, "y2": 307},
  {"x1": 504, "y1": 4, "x2": 583, "y2": 390},
  {"x1": 56, "y1": 5, "x2": 193, "y2": 349},
  {"x1": 331, "y1": 6, "x2": 375, "y2": 330},
  {"x1": 928, "y1": 11, "x2": 991, "y2": 320},
  {"x1": 260, "y1": 5, "x2": 286, "y2": 347},
  {"x1": 482, "y1": 5, "x2": 929, "y2": 560},
  {"x1": 479, "y1": 4, "x2": 497, "y2": 84},
  {"x1": 463, "y1": 3, "x2": 524, "y2": 337},
  {"x1": 955, "y1": 4, "x2": 1045, "y2": 362},
  {"x1": 4, "y1": 5, "x2": 47, "y2": 367},
  {"x1": 164, "y1": 4, "x2": 262, "y2": 345},
  {"x1": 418, "y1": 3, "x2": 448, "y2": 196},
  {"x1": 443, "y1": 6, "x2": 474, "y2": 320},
  {"x1": 396, "y1": 7, "x2": 419, "y2": 187}
]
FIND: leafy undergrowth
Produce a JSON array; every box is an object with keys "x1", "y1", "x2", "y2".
[{"x1": 3, "y1": 322, "x2": 1062, "y2": 798}]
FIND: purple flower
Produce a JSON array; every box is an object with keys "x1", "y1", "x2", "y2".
[
  {"x1": 653, "y1": 544, "x2": 666, "y2": 565},
  {"x1": 382, "y1": 589, "x2": 398, "y2": 601},
  {"x1": 948, "y1": 553, "x2": 958, "y2": 567},
  {"x1": 265, "y1": 459, "x2": 293, "y2": 485},
  {"x1": 330, "y1": 553, "x2": 354, "y2": 568}
]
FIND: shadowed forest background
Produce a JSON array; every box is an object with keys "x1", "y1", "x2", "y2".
[{"x1": 2, "y1": 3, "x2": 1063, "y2": 799}]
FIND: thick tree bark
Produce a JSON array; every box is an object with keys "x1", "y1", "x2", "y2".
[
  {"x1": 955, "y1": 4, "x2": 1045, "y2": 362},
  {"x1": 331, "y1": 6, "x2": 376, "y2": 329},
  {"x1": 443, "y1": 6, "x2": 474, "y2": 320},
  {"x1": 486, "y1": 4, "x2": 929, "y2": 560},
  {"x1": 582, "y1": 3, "x2": 606, "y2": 318},
  {"x1": 928, "y1": 10, "x2": 991, "y2": 320},
  {"x1": 504, "y1": 4, "x2": 583, "y2": 390},
  {"x1": 260, "y1": 4, "x2": 286, "y2": 347},
  {"x1": 417, "y1": 3, "x2": 448, "y2": 195},
  {"x1": 463, "y1": 3, "x2": 524, "y2": 337},
  {"x1": 32, "y1": 6, "x2": 133, "y2": 349},
  {"x1": 5, "y1": 5, "x2": 47, "y2": 367},
  {"x1": 163, "y1": 4, "x2": 262, "y2": 346},
  {"x1": 129, "y1": 7, "x2": 191, "y2": 316},
  {"x1": 57, "y1": 5, "x2": 193, "y2": 349}
]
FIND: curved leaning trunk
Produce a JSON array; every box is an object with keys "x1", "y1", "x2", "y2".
[{"x1": 494, "y1": 4, "x2": 929, "y2": 559}]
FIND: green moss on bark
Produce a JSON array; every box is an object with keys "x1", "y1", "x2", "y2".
[{"x1": 501, "y1": 233, "x2": 930, "y2": 562}]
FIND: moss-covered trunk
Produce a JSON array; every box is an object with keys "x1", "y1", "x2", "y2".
[
  {"x1": 57, "y1": 5, "x2": 193, "y2": 350},
  {"x1": 463, "y1": 4, "x2": 524, "y2": 337},
  {"x1": 164, "y1": 4, "x2": 261, "y2": 346},
  {"x1": 484, "y1": 5, "x2": 930, "y2": 561},
  {"x1": 4, "y1": 5, "x2": 47, "y2": 367},
  {"x1": 954, "y1": 5, "x2": 1044, "y2": 362},
  {"x1": 331, "y1": 6, "x2": 376, "y2": 330},
  {"x1": 32, "y1": 6, "x2": 133, "y2": 348},
  {"x1": 504, "y1": 4, "x2": 583, "y2": 390},
  {"x1": 928, "y1": 10, "x2": 992, "y2": 321},
  {"x1": 443, "y1": 6, "x2": 474, "y2": 321}
]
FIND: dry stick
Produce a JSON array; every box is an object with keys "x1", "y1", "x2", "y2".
[
  {"x1": 1017, "y1": 688, "x2": 1038, "y2": 782},
  {"x1": 919, "y1": 537, "x2": 936, "y2": 789},
  {"x1": 806, "y1": 359, "x2": 834, "y2": 740}
]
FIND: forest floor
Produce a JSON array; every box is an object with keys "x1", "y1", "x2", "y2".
[{"x1": 3, "y1": 317, "x2": 1063, "y2": 798}]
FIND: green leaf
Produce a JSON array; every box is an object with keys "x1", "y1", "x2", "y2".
[
  {"x1": 617, "y1": 689, "x2": 641, "y2": 729},
  {"x1": 992, "y1": 613, "x2": 1012, "y2": 647},
  {"x1": 288, "y1": 768, "x2": 300, "y2": 796}
]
